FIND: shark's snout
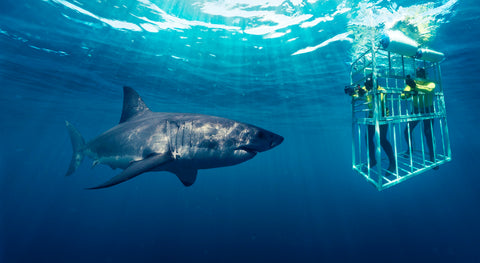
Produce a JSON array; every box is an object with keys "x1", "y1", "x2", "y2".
[
  {"x1": 254, "y1": 131, "x2": 283, "y2": 152},
  {"x1": 270, "y1": 135, "x2": 284, "y2": 149}
]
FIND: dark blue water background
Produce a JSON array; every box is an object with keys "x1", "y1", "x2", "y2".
[{"x1": 1, "y1": 0, "x2": 479, "y2": 262}]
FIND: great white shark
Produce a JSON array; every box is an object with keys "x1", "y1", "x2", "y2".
[{"x1": 65, "y1": 86, "x2": 283, "y2": 189}]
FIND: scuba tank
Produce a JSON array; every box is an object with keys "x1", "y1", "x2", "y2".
[
  {"x1": 380, "y1": 30, "x2": 419, "y2": 57},
  {"x1": 416, "y1": 48, "x2": 445, "y2": 62}
]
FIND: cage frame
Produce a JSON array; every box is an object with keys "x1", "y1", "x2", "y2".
[{"x1": 349, "y1": 47, "x2": 451, "y2": 191}]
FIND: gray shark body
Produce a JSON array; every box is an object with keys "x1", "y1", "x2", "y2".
[{"x1": 65, "y1": 86, "x2": 283, "y2": 189}]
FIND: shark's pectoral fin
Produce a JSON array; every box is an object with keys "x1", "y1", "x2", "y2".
[
  {"x1": 175, "y1": 169, "x2": 198, "y2": 187},
  {"x1": 87, "y1": 153, "x2": 173, "y2": 190}
]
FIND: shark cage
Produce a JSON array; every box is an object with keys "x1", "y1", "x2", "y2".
[{"x1": 347, "y1": 31, "x2": 451, "y2": 191}]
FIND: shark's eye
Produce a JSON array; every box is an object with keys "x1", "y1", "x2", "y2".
[{"x1": 257, "y1": 131, "x2": 265, "y2": 139}]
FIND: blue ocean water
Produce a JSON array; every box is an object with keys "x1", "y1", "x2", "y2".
[{"x1": 1, "y1": 0, "x2": 479, "y2": 262}]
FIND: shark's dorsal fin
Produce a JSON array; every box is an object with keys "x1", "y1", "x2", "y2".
[{"x1": 119, "y1": 86, "x2": 152, "y2": 123}]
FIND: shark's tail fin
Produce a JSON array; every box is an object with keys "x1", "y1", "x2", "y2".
[{"x1": 65, "y1": 121, "x2": 86, "y2": 176}]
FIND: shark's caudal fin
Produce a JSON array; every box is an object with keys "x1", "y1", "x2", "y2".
[
  {"x1": 119, "y1": 86, "x2": 152, "y2": 123},
  {"x1": 65, "y1": 121, "x2": 86, "y2": 176}
]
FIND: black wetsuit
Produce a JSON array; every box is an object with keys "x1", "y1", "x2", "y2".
[
  {"x1": 368, "y1": 124, "x2": 396, "y2": 170},
  {"x1": 361, "y1": 86, "x2": 396, "y2": 171},
  {"x1": 404, "y1": 106, "x2": 435, "y2": 162}
]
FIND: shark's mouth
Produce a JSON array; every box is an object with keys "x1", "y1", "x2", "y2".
[{"x1": 236, "y1": 146, "x2": 258, "y2": 155}]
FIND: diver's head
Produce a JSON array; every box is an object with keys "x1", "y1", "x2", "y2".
[
  {"x1": 405, "y1": 74, "x2": 416, "y2": 89},
  {"x1": 365, "y1": 76, "x2": 374, "y2": 91},
  {"x1": 416, "y1": 67, "x2": 426, "y2": 79}
]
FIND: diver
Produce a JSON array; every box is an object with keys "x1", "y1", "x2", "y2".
[
  {"x1": 401, "y1": 68, "x2": 438, "y2": 169},
  {"x1": 349, "y1": 76, "x2": 396, "y2": 174}
]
